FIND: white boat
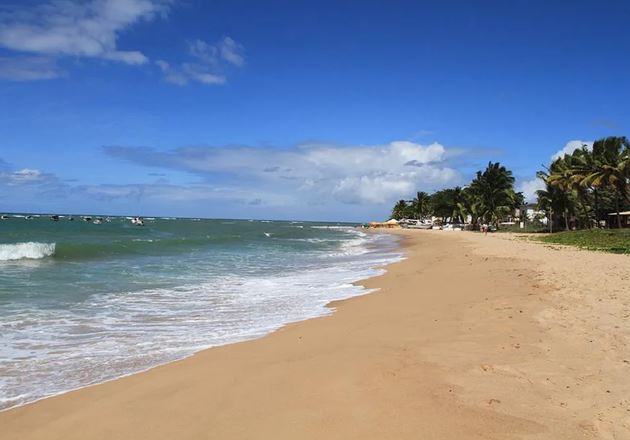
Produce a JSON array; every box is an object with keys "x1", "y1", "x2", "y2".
[
  {"x1": 401, "y1": 219, "x2": 433, "y2": 229},
  {"x1": 131, "y1": 217, "x2": 145, "y2": 226},
  {"x1": 442, "y1": 223, "x2": 465, "y2": 231},
  {"x1": 408, "y1": 222, "x2": 433, "y2": 230}
]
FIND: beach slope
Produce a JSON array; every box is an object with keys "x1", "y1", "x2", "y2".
[{"x1": 2, "y1": 230, "x2": 629, "y2": 439}]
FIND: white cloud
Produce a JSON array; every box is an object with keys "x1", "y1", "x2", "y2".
[
  {"x1": 0, "y1": 2, "x2": 245, "y2": 85},
  {"x1": 104, "y1": 141, "x2": 462, "y2": 205},
  {"x1": 0, "y1": 0, "x2": 168, "y2": 62},
  {"x1": 519, "y1": 177, "x2": 545, "y2": 203},
  {"x1": 218, "y1": 37, "x2": 245, "y2": 67},
  {"x1": 0, "y1": 167, "x2": 70, "y2": 202},
  {"x1": 156, "y1": 37, "x2": 245, "y2": 86},
  {"x1": 0, "y1": 168, "x2": 56, "y2": 185},
  {"x1": 0, "y1": 0, "x2": 170, "y2": 80},
  {"x1": 0, "y1": 142, "x2": 467, "y2": 219},
  {"x1": 551, "y1": 140, "x2": 593, "y2": 161},
  {"x1": 517, "y1": 139, "x2": 595, "y2": 204}
]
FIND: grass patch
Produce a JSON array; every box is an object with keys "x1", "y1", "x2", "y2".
[
  {"x1": 535, "y1": 229, "x2": 630, "y2": 254},
  {"x1": 496, "y1": 223, "x2": 548, "y2": 233}
]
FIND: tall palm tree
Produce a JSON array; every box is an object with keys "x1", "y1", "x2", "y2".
[
  {"x1": 391, "y1": 200, "x2": 409, "y2": 220},
  {"x1": 546, "y1": 156, "x2": 584, "y2": 229},
  {"x1": 579, "y1": 137, "x2": 630, "y2": 228},
  {"x1": 450, "y1": 186, "x2": 468, "y2": 223},
  {"x1": 468, "y1": 162, "x2": 519, "y2": 228},
  {"x1": 460, "y1": 186, "x2": 482, "y2": 228},
  {"x1": 411, "y1": 191, "x2": 432, "y2": 220},
  {"x1": 567, "y1": 146, "x2": 600, "y2": 226},
  {"x1": 538, "y1": 168, "x2": 574, "y2": 231},
  {"x1": 430, "y1": 188, "x2": 466, "y2": 223}
]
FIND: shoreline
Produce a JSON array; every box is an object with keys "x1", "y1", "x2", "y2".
[
  {"x1": 2, "y1": 230, "x2": 629, "y2": 439},
  {"x1": 0, "y1": 229, "x2": 404, "y2": 413}
]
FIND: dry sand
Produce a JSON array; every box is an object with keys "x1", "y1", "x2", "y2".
[{"x1": 2, "y1": 230, "x2": 629, "y2": 439}]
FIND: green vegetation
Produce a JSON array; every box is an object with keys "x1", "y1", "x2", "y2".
[
  {"x1": 390, "y1": 162, "x2": 523, "y2": 229},
  {"x1": 388, "y1": 136, "x2": 630, "y2": 245},
  {"x1": 535, "y1": 229, "x2": 630, "y2": 254},
  {"x1": 536, "y1": 136, "x2": 630, "y2": 230}
]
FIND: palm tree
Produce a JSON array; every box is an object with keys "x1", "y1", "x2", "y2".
[
  {"x1": 468, "y1": 162, "x2": 519, "y2": 228},
  {"x1": 411, "y1": 191, "x2": 432, "y2": 220},
  {"x1": 537, "y1": 168, "x2": 574, "y2": 231},
  {"x1": 546, "y1": 156, "x2": 582, "y2": 229},
  {"x1": 450, "y1": 186, "x2": 468, "y2": 223},
  {"x1": 430, "y1": 188, "x2": 467, "y2": 223},
  {"x1": 566, "y1": 146, "x2": 599, "y2": 227},
  {"x1": 391, "y1": 199, "x2": 409, "y2": 220},
  {"x1": 579, "y1": 137, "x2": 630, "y2": 228},
  {"x1": 460, "y1": 186, "x2": 482, "y2": 229}
]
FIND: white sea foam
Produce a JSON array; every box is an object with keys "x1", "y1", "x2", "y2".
[
  {"x1": 0, "y1": 242, "x2": 56, "y2": 261},
  {"x1": 0, "y1": 231, "x2": 401, "y2": 411},
  {"x1": 310, "y1": 225, "x2": 350, "y2": 229}
]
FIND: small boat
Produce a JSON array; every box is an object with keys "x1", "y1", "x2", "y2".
[
  {"x1": 401, "y1": 219, "x2": 433, "y2": 229},
  {"x1": 0, "y1": 214, "x2": 8, "y2": 220},
  {"x1": 50, "y1": 215, "x2": 60, "y2": 222},
  {"x1": 68, "y1": 216, "x2": 74, "y2": 221},
  {"x1": 25, "y1": 215, "x2": 33, "y2": 220},
  {"x1": 131, "y1": 217, "x2": 145, "y2": 226},
  {"x1": 93, "y1": 217, "x2": 103, "y2": 224},
  {"x1": 408, "y1": 222, "x2": 433, "y2": 230},
  {"x1": 83, "y1": 216, "x2": 92, "y2": 222}
]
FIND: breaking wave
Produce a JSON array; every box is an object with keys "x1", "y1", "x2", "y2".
[{"x1": 0, "y1": 242, "x2": 56, "y2": 261}]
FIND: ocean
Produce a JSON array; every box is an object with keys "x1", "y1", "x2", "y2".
[{"x1": 0, "y1": 215, "x2": 401, "y2": 410}]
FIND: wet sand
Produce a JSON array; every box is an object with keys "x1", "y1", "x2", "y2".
[{"x1": 2, "y1": 230, "x2": 629, "y2": 439}]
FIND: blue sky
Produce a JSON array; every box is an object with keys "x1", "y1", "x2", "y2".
[{"x1": 0, "y1": 0, "x2": 628, "y2": 221}]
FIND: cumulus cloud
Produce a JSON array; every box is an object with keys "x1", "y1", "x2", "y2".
[
  {"x1": 0, "y1": 141, "x2": 469, "y2": 218},
  {"x1": 0, "y1": 2, "x2": 245, "y2": 84},
  {"x1": 0, "y1": 0, "x2": 168, "y2": 62},
  {"x1": 517, "y1": 139, "x2": 595, "y2": 204},
  {"x1": 518, "y1": 177, "x2": 545, "y2": 203},
  {"x1": 551, "y1": 140, "x2": 593, "y2": 161},
  {"x1": 0, "y1": 0, "x2": 170, "y2": 80},
  {"x1": 104, "y1": 141, "x2": 462, "y2": 205},
  {"x1": 155, "y1": 37, "x2": 245, "y2": 85}
]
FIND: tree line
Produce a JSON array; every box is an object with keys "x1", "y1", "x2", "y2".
[
  {"x1": 536, "y1": 136, "x2": 630, "y2": 230},
  {"x1": 389, "y1": 136, "x2": 630, "y2": 231},
  {"x1": 390, "y1": 162, "x2": 524, "y2": 229}
]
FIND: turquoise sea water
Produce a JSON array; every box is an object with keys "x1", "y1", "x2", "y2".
[{"x1": 0, "y1": 215, "x2": 401, "y2": 410}]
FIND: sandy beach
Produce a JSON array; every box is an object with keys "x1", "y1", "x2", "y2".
[{"x1": 2, "y1": 230, "x2": 629, "y2": 440}]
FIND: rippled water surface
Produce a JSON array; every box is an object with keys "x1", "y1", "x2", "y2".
[{"x1": 0, "y1": 216, "x2": 401, "y2": 410}]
